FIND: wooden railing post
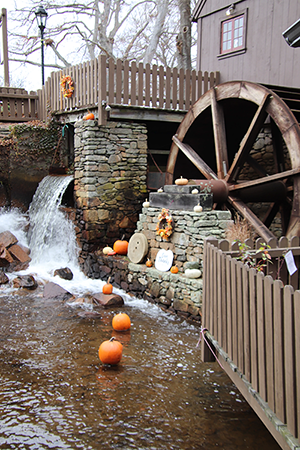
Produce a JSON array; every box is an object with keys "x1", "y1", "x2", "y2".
[{"x1": 98, "y1": 54, "x2": 107, "y2": 126}]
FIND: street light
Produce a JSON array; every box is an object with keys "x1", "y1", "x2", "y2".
[{"x1": 35, "y1": 5, "x2": 48, "y2": 85}]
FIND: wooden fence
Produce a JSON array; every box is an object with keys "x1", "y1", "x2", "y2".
[
  {"x1": 38, "y1": 55, "x2": 220, "y2": 123},
  {"x1": 0, "y1": 87, "x2": 39, "y2": 122},
  {"x1": 202, "y1": 237, "x2": 300, "y2": 450}
]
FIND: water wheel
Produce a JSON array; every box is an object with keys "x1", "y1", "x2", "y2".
[{"x1": 166, "y1": 81, "x2": 300, "y2": 241}]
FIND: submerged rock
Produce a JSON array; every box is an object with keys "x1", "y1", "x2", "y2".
[
  {"x1": 0, "y1": 271, "x2": 9, "y2": 284},
  {"x1": 43, "y1": 282, "x2": 73, "y2": 301},
  {"x1": 54, "y1": 267, "x2": 73, "y2": 280},
  {"x1": 13, "y1": 275, "x2": 38, "y2": 290},
  {"x1": 93, "y1": 292, "x2": 124, "y2": 307}
]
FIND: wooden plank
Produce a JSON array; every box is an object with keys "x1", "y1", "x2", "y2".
[
  {"x1": 249, "y1": 268, "x2": 258, "y2": 390},
  {"x1": 108, "y1": 58, "x2": 115, "y2": 104},
  {"x1": 236, "y1": 261, "x2": 244, "y2": 372},
  {"x1": 226, "y1": 255, "x2": 232, "y2": 359},
  {"x1": 152, "y1": 64, "x2": 157, "y2": 107},
  {"x1": 197, "y1": 70, "x2": 202, "y2": 99},
  {"x1": 264, "y1": 275, "x2": 275, "y2": 410},
  {"x1": 123, "y1": 60, "x2": 129, "y2": 104},
  {"x1": 242, "y1": 265, "x2": 251, "y2": 382},
  {"x1": 295, "y1": 290, "x2": 300, "y2": 439},
  {"x1": 221, "y1": 251, "x2": 227, "y2": 352},
  {"x1": 98, "y1": 54, "x2": 107, "y2": 126},
  {"x1": 203, "y1": 71, "x2": 208, "y2": 93},
  {"x1": 159, "y1": 65, "x2": 164, "y2": 108},
  {"x1": 201, "y1": 241, "x2": 215, "y2": 362},
  {"x1": 216, "y1": 249, "x2": 223, "y2": 344},
  {"x1": 257, "y1": 271, "x2": 267, "y2": 401},
  {"x1": 228, "y1": 168, "x2": 300, "y2": 193},
  {"x1": 191, "y1": 69, "x2": 196, "y2": 105},
  {"x1": 179, "y1": 68, "x2": 184, "y2": 110},
  {"x1": 185, "y1": 69, "x2": 191, "y2": 110},
  {"x1": 273, "y1": 279, "x2": 286, "y2": 424},
  {"x1": 145, "y1": 63, "x2": 150, "y2": 106},
  {"x1": 212, "y1": 245, "x2": 218, "y2": 339},
  {"x1": 211, "y1": 87, "x2": 228, "y2": 178},
  {"x1": 172, "y1": 67, "x2": 178, "y2": 109},
  {"x1": 283, "y1": 285, "x2": 297, "y2": 437},
  {"x1": 172, "y1": 136, "x2": 218, "y2": 180},
  {"x1": 130, "y1": 61, "x2": 137, "y2": 106},
  {"x1": 138, "y1": 62, "x2": 144, "y2": 106},
  {"x1": 116, "y1": 59, "x2": 122, "y2": 104},
  {"x1": 231, "y1": 259, "x2": 238, "y2": 367}
]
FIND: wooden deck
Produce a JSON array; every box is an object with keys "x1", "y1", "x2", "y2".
[
  {"x1": 0, "y1": 58, "x2": 220, "y2": 124},
  {"x1": 202, "y1": 237, "x2": 300, "y2": 450}
]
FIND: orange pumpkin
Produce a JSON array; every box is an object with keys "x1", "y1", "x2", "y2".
[
  {"x1": 146, "y1": 258, "x2": 153, "y2": 267},
  {"x1": 112, "y1": 312, "x2": 131, "y2": 331},
  {"x1": 83, "y1": 111, "x2": 95, "y2": 120},
  {"x1": 170, "y1": 265, "x2": 179, "y2": 274},
  {"x1": 98, "y1": 337, "x2": 123, "y2": 365},
  {"x1": 113, "y1": 237, "x2": 129, "y2": 255},
  {"x1": 102, "y1": 277, "x2": 113, "y2": 295}
]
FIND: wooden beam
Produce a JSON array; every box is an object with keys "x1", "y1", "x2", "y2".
[
  {"x1": 211, "y1": 87, "x2": 228, "y2": 179},
  {"x1": 228, "y1": 168, "x2": 300, "y2": 192},
  {"x1": 172, "y1": 135, "x2": 218, "y2": 180},
  {"x1": 226, "y1": 93, "x2": 270, "y2": 182}
]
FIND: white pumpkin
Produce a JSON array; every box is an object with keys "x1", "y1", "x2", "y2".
[
  {"x1": 103, "y1": 246, "x2": 114, "y2": 255},
  {"x1": 175, "y1": 176, "x2": 188, "y2": 186},
  {"x1": 185, "y1": 268, "x2": 201, "y2": 279},
  {"x1": 193, "y1": 203, "x2": 203, "y2": 213},
  {"x1": 143, "y1": 199, "x2": 150, "y2": 207},
  {"x1": 192, "y1": 188, "x2": 199, "y2": 194},
  {"x1": 157, "y1": 187, "x2": 163, "y2": 193}
]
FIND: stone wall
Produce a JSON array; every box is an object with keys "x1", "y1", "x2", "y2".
[
  {"x1": 74, "y1": 120, "x2": 148, "y2": 259},
  {"x1": 83, "y1": 208, "x2": 232, "y2": 322}
]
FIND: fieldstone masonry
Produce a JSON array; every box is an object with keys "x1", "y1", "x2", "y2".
[
  {"x1": 74, "y1": 119, "x2": 148, "y2": 259},
  {"x1": 83, "y1": 207, "x2": 232, "y2": 322}
]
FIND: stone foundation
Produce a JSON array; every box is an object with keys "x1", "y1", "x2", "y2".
[{"x1": 83, "y1": 208, "x2": 232, "y2": 322}]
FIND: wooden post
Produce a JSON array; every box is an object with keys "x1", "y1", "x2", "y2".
[{"x1": 1, "y1": 8, "x2": 9, "y2": 86}]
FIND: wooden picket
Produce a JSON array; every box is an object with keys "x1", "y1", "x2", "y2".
[{"x1": 202, "y1": 236, "x2": 300, "y2": 450}]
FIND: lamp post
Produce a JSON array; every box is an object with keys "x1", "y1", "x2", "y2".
[{"x1": 35, "y1": 5, "x2": 48, "y2": 85}]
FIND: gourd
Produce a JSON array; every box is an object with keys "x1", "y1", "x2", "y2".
[
  {"x1": 98, "y1": 337, "x2": 123, "y2": 365},
  {"x1": 102, "y1": 277, "x2": 113, "y2": 294},
  {"x1": 103, "y1": 246, "x2": 114, "y2": 255},
  {"x1": 143, "y1": 199, "x2": 150, "y2": 208},
  {"x1": 193, "y1": 203, "x2": 203, "y2": 213},
  {"x1": 170, "y1": 265, "x2": 179, "y2": 274},
  {"x1": 112, "y1": 313, "x2": 131, "y2": 331},
  {"x1": 83, "y1": 111, "x2": 95, "y2": 120},
  {"x1": 192, "y1": 188, "x2": 199, "y2": 194},
  {"x1": 146, "y1": 258, "x2": 153, "y2": 267},
  {"x1": 175, "y1": 176, "x2": 188, "y2": 185},
  {"x1": 157, "y1": 187, "x2": 163, "y2": 193},
  {"x1": 185, "y1": 268, "x2": 201, "y2": 279},
  {"x1": 113, "y1": 236, "x2": 129, "y2": 255}
]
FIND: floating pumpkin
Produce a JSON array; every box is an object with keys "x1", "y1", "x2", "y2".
[
  {"x1": 83, "y1": 111, "x2": 95, "y2": 120},
  {"x1": 103, "y1": 246, "x2": 114, "y2": 255},
  {"x1": 112, "y1": 312, "x2": 131, "y2": 331},
  {"x1": 113, "y1": 236, "x2": 129, "y2": 255},
  {"x1": 102, "y1": 277, "x2": 113, "y2": 295},
  {"x1": 146, "y1": 258, "x2": 153, "y2": 267},
  {"x1": 175, "y1": 176, "x2": 188, "y2": 185},
  {"x1": 98, "y1": 337, "x2": 123, "y2": 365},
  {"x1": 170, "y1": 265, "x2": 179, "y2": 274}
]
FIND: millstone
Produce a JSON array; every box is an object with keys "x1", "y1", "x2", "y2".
[{"x1": 127, "y1": 232, "x2": 148, "y2": 264}]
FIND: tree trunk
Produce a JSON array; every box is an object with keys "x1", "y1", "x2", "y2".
[{"x1": 176, "y1": 0, "x2": 191, "y2": 70}]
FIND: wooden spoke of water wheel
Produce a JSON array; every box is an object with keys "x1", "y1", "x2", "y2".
[{"x1": 166, "y1": 81, "x2": 300, "y2": 240}]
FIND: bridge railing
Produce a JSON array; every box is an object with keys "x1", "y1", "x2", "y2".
[
  {"x1": 202, "y1": 236, "x2": 300, "y2": 450},
  {"x1": 0, "y1": 87, "x2": 39, "y2": 122},
  {"x1": 37, "y1": 56, "x2": 220, "y2": 123}
]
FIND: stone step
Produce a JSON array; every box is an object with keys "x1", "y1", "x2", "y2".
[{"x1": 149, "y1": 192, "x2": 213, "y2": 210}]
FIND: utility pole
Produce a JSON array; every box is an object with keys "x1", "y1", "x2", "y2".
[{"x1": 0, "y1": 8, "x2": 10, "y2": 87}]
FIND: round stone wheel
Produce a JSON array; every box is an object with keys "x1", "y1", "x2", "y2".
[{"x1": 127, "y1": 233, "x2": 148, "y2": 264}]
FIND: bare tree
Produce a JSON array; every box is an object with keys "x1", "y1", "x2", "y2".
[{"x1": 7, "y1": 0, "x2": 195, "y2": 73}]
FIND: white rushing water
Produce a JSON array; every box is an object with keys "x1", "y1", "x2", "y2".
[{"x1": 0, "y1": 175, "x2": 166, "y2": 316}]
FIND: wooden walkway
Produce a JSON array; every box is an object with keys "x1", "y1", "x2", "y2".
[{"x1": 202, "y1": 237, "x2": 300, "y2": 450}]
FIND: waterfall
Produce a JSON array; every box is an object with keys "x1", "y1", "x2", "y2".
[{"x1": 28, "y1": 175, "x2": 78, "y2": 266}]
